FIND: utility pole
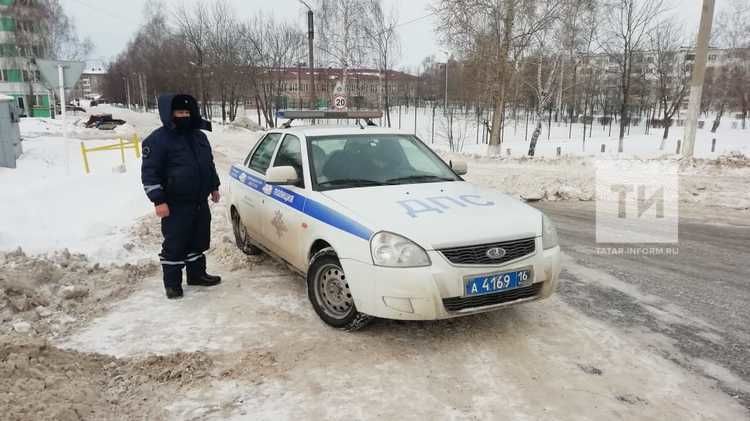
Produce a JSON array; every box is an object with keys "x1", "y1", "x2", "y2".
[
  {"x1": 683, "y1": 0, "x2": 715, "y2": 158},
  {"x1": 444, "y1": 55, "x2": 449, "y2": 112},
  {"x1": 138, "y1": 73, "x2": 145, "y2": 110},
  {"x1": 299, "y1": 1, "x2": 316, "y2": 111},
  {"x1": 140, "y1": 73, "x2": 148, "y2": 111},
  {"x1": 123, "y1": 76, "x2": 131, "y2": 111}
]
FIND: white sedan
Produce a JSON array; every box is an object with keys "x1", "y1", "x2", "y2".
[{"x1": 228, "y1": 116, "x2": 561, "y2": 330}]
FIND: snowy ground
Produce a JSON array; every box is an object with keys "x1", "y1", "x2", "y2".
[{"x1": 1, "y1": 106, "x2": 749, "y2": 420}]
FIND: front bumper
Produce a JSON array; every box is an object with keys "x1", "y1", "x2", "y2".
[{"x1": 340, "y1": 238, "x2": 561, "y2": 321}]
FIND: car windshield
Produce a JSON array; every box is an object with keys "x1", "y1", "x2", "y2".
[{"x1": 308, "y1": 134, "x2": 460, "y2": 191}]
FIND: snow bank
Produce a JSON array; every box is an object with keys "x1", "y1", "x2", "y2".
[
  {"x1": 229, "y1": 116, "x2": 263, "y2": 131},
  {"x1": 0, "y1": 132, "x2": 152, "y2": 262},
  {"x1": 440, "y1": 151, "x2": 750, "y2": 210}
]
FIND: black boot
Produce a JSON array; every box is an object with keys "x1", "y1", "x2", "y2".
[
  {"x1": 165, "y1": 287, "x2": 184, "y2": 299},
  {"x1": 161, "y1": 259, "x2": 184, "y2": 299},
  {"x1": 187, "y1": 273, "x2": 222, "y2": 286}
]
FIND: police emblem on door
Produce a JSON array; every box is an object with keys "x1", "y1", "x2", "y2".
[{"x1": 271, "y1": 210, "x2": 288, "y2": 238}]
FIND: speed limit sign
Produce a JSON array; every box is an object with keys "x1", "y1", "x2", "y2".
[{"x1": 334, "y1": 95, "x2": 347, "y2": 110}]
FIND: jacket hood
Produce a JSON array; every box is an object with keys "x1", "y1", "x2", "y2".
[
  {"x1": 157, "y1": 93, "x2": 212, "y2": 132},
  {"x1": 321, "y1": 181, "x2": 543, "y2": 249}
]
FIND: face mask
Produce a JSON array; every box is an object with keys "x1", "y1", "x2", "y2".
[{"x1": 173, "y1": 117, "x2": 191, "y2": 131}]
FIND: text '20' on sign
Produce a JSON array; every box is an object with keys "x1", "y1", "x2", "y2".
[{"x1": 334, "y1": 95, "x2": 347, "y2": 110}]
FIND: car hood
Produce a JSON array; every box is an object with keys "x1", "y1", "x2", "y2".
[{"x1": 321, "y1": 181, "x2": 542, "y2": 249}]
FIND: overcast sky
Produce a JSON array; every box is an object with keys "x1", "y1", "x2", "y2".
[{"x1": 61, "y1": 0, "x2": 705, "y2": 70}]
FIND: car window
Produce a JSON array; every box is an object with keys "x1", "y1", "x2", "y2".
[
  {"x1": 399, "y1": 138, "x2": 450, "y2": 174},
  {"x1": 310, "y1": 138, "x2": 345, "y2": 173},
  {"x1": 307, "y1": 134, "x2": 459, "y2": 190},
  {"x1": 248, "y1": 133, "x2": 281, "y2": 174},
  {"x1": 273, "y1": 134, "x2": 305, "y2": 187},
  {"x1": 243, "y1": 134, "x2": 266, "y2": 166}
]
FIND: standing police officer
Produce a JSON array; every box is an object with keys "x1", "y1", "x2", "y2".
[{"x1": 141, "y1": 93, "x2": 222, "y2": 299}]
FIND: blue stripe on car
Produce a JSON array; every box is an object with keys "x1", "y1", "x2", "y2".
[
  {"x1": 302, "y1": 199, "x2": 373, "y2": 241},
  {"x1": 230, "y1": 165, "x2": 373, "y2": 241}
]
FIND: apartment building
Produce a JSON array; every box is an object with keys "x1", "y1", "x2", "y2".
[
  {"x1": 0, "y1": 0, "x2": 50, "y2": 117},
  {"x1": 72, "y1": 62, "x2": 106, "y2": 100}
]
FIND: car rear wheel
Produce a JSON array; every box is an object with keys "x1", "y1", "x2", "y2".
[
  {"x1": 231, "y1": 208, "x2": 262, "y2": 256},
  {"x1": 307, "y1": 248, "x2": 372, "y2": 331}
]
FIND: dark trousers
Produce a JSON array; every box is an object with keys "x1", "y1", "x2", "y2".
[{"x1": 159, "y1": 201, "x2": 211, "y2": 289}]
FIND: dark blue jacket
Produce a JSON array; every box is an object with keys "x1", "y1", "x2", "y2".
[{"x1": 141, "y1": 94, "x2": 220, "y2": 205}]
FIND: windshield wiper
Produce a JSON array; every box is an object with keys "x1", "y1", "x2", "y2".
[
  {"x1": 385, "y1": 175, "x2": 456, "y2": 184},
  {"x1": 317, "y1": 179, "x2": 386, "y2": 189}
]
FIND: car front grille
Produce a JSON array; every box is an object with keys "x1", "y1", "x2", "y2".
[
  {"x1": 438, "y1": 237, "x2": 536, "y2": 265},
  {"x1": 442, "y1": 283, "x2": 543, "y2": 312}
]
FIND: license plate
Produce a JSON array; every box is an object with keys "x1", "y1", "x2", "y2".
[{"x1": 464, "y1": 269, "x2": 532, "y2": 297}]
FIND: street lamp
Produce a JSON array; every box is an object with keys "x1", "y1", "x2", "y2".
[
  {"x1": 122, "y1": 76, "x2": 131, "y2": 111},
  {"x1": 188, "y1": 61, "x2": 206, "y2": 115},
  {"x1": 298, "y1": 0, "x2": 316, "y2": 112}
]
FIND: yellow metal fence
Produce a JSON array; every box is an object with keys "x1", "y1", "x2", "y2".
[{"x1": 80, "y1": 135, "x2": 141, "y2": 174}]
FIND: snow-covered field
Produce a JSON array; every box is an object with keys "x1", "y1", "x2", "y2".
[
  {"x1": 1, "y1": 119, "x2": 150, "y2": 262},
  {"x1": 235, "y1": 104, "x2": 750, "y2": 159}
]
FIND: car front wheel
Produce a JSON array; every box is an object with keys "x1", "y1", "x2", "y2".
[
  {"x1": 307, "y1": 247, "x2": 372, "y2": 331},
  {"x1": 231, "y1": 208, "x2": 262, "y2": 256}
]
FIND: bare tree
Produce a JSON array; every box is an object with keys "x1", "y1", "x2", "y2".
[
  {"x1": 363, "y1": 0, "x2": 400, "y2": 126},
  {"x1": 525, "y1": 4, "x2": 563, "y2": 156},
  {"x1": 439, "y1": 107, "x2": 469, "y2": 152},
  {"x1": 174, "y1": 2, "x2": 211, "y2": 116},
  {"x1": 648, "y1": 20, "x2": 689, "y2": 148},
  {"x1": 577, "y1": 3, "x2": 599, "y2": 149},
  {"x1": 432, "y1": 0, "x2": 562, "y2": 154},
  {"x1": 715, "y1": 0, "x2": 750, "y2": 129},
  {"x1": 525, "y1": 56, "x2": 560, "y2": 156},
  {"x1": 44, "y1": 0, "x2": 93, "y2": 61},
  {"x1": 598, "y1": 0, "x2": 664, "y2": 152},
  {"x1": 205, "y1": 1, "x2": 244, "y2": 123},
  {"x1": 243, "y1": 15, "x2": 305, "y2": 127},
  {"x1": 316, "y1": 0, "x2": 370, "y2": 102},
  {"x1": 557, "y1": 0, "x2": 597, "y2": 133}
]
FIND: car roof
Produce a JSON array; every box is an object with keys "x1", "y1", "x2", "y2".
[{"x1": 268, "y1": 125, "x2": 415, "y2": 138}]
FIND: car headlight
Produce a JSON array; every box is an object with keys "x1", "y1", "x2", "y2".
[
  {"x1": 370, "y1": 231, "x2": 431, "y2": 267},
  {"x1": 542, "y1": 214, "x2": 559, "y2": 250}
]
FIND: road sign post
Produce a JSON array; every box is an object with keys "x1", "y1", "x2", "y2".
[
  {"x1": 58, "y1": 64, "x2": 69, "y2": 174},
  {"x1": 36, "y1": 60, "x2": 85, "y2": 175},
  {"x1": 332, "y1": 81, "x2": 347, "y2": 110}
]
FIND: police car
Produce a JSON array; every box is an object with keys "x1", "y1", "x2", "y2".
[{"x1": 228, "y1": 110, "x2": 561, "y2": 330}]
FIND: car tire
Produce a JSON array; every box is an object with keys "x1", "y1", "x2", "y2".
[
  {"x1": 307, "y1": 247, "x2": 372, "y2": 331},
  {"x1": 231, "y1": 208, "x2": 262, "y2": 256}
]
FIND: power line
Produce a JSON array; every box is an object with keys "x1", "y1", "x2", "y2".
[
  {"x1": 371, "y1": 11, "x2": 437, "y2": 37},
  {"x1": 393, "y1": 12, "x2": 436, "y2": 30}
]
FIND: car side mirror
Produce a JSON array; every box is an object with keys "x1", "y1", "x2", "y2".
[
  {"x1": 450, "y1": 160, "x2": 468, "y2": 176},
  {"x1": 266, "y1": 166, "x2": 300, "y2": 185}
]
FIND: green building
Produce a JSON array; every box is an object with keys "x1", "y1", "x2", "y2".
[{"x1": 0, "y1": 0, "x2": 51, "y2": 117}]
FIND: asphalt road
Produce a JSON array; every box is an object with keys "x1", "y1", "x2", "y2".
[{"x1": 534, "y1": 201, "x2": 750, "y2": 408}]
